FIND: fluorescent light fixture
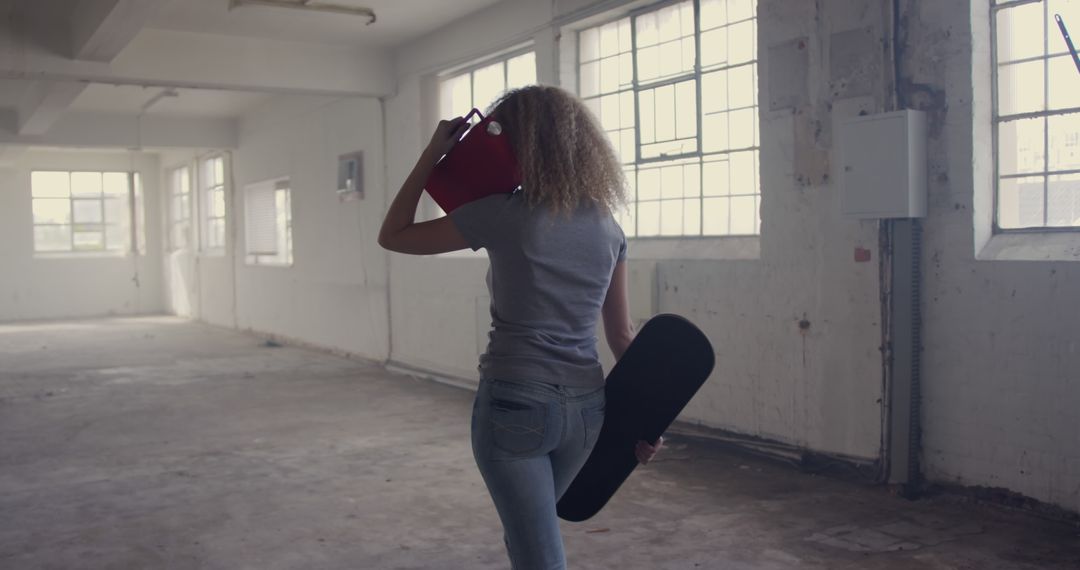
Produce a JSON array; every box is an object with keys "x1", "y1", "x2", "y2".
[{"x1": 229, "y1": 0, "x2": 376, "y2": 25}]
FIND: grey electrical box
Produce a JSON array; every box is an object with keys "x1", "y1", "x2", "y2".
[{"x1": 838, "y1": 110, "x2": 927, "y2": 218}]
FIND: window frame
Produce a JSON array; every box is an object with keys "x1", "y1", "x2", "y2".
[
  {"x1": 30, "y1": 170, "x2": 138, "y2": 256},
  {"x1": 991, "y1": 0, "x2": 1080, "y2": 234},
  {"x1": 244, "y1": 177, "x2": 294, "y2": 268},
  {"x1": 437, "y1": 45, "x2": 538, "y2": 117},
  {"x1": 576, "y1": 0, "x2": 761, "y2": 239},
  {"x1": 168, "y1": 166, "x2": 192, "y2": 252},
  {"x1": 199, "y1": 153, "x2": 228, "y2": 255}
]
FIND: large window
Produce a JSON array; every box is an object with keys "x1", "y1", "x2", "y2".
[
  {"x1": 31, "y1": 170, "x2": 141, "y2": 254},
  {"x1": 994, "y1": 0, "x2": 1080, "y2": 230},
  {"x1": 169, "y1": 166, "x2": 192, "y2": 251},
  {"x1": 439, "y1": 50, "x2": 537, "y2": 119},
  {"x1": 244, "y1": 178, "x2": 293, "y2": 266},
  {"x1": 578, "y1": 0, "x2": 759, "y2": 237},
  {"x1": 201, "y1": 155, "x2": 227, "y2": 253}
]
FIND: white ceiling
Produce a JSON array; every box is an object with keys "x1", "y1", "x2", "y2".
[
  {"x1": 69, "y1": 84, "x2": 271, "y2": 118},
  {"x1": 148, "y1": 0, "x2": 504, "y2": 48}
]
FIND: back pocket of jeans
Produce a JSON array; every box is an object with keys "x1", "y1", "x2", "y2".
[
  {"x1": 489, "y1": 398, "x2": 547, "y2": 455},
  {"x1": 581, "y1": 403, "x2": 605, "y2": 451}
]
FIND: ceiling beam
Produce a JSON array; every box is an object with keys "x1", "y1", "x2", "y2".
[
  {"x1": 0, "y1": 29, "x2": 395, "y2": 100},
  {"x1": 70, "y1": 0, "x2": 163, "y2": 62},
  {"x1": 13, "y1": 0, "x2": 161, "y2": 136},
  {"x1": 16, "y1": 80, "x2": 89, "y2": 136}
]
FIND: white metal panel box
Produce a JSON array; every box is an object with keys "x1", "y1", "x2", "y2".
[{"x1": 839, "y1": 110, "x2": 927, "y2": 218}]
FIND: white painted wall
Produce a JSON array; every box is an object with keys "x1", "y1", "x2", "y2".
[
  {"x1": 161, "y1": 95, "x2": 390, "y2": 361},
  {"x1": 0, "y1": 149, "x2": 163, "y2": 321}
]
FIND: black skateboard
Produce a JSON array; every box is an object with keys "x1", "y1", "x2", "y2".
[{"x1": 556, "y1": 314, "x2": 715, "y2": 522}]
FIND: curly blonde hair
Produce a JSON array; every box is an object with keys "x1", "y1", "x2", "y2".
[{"x1": 489, "y1": 85, "x2": 626, "y2": 214}]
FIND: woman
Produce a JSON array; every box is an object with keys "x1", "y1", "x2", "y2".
[{"x1": 379, "y1": 85, "x2": 662, "y2": 569}]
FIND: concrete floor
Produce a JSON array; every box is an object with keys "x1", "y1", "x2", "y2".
[{"x1": 1, "y1": 318, "x2": 1077, "y2": 570}]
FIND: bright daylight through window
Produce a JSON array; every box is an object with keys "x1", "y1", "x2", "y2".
[
  {"x1": 994, "y1": 0, "x2": 1080, "y2": 230},
  {"x1": 579, "y1": 0, "x2": 759, "y2": 237},
  {"x1": 31, "y1": 170, "x2": 142, "y2": 254}
]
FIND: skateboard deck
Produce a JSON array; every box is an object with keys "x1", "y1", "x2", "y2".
[{"x1": 556, "y1": 314, "x2": 715, "y2": 522}]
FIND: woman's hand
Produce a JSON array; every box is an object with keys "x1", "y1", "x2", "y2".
[
  {"x1": 425, "y1": 116, "x2": 470, "y2": 159},
  {"x1": 635, "y1": 436, "x2": 664, "y2": 465}
]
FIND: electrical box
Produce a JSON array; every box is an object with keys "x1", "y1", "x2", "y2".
[{"x1": 838, "y1": 110, "x2": 927, "y2": 218}]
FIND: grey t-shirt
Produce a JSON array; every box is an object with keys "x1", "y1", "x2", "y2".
[{"x1": 450, "y1": 192, "x2": 627, "y2": 387}]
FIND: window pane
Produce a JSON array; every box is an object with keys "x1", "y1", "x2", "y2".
[
  {"x1": 638, "y1": 167, "x2": 661, "y2": 200},
  {"x1": 71, "y1": 172, "x2": 102, "y2": 197},
  {"x1": 104, "y1": 196, "x2": 128, "y2": 224},
  {"x1": 729, "y1": 20, "x2": 756, "y2": 65},
  {"x1": 701, "y1": 0, "x2": 726, "y2": 30},
  {"x1": 729, "y1": 64, "x2": 756, "y2": 109},
  {"x1": 731, "y1": 195, "x2": 757, "y2": 234},
  {"x1": 730, "y1": 150, "x2": 758, "y2": 196},
  {"x1": 473, "y1": 61, "x2": 506, "y2": 110},
  {"x1": 703, "y1": 158, "x2": 730, "y2": 196},
  {"x1": 730, "y1": 107, "x2": 756, "y2": 149},
  {"x1": 209, "y1": 189, "x2": 226, "y2": 218},
  {"x1": 683, "y1": 197, "x2": 702, "y2": 235},
  {"x1": 580, "y1": 61, "x2": 601, "y2": 98},
  {"x1": 440, "y1": 72, "x2": 472, "y2": 117},
  {"x1": 637, "y1": 45, "x2": 660, "y2": 81},
  {"x1": 729, "y1": 0, "x2": 755, "y2": 21},
  {"x1": 214, "y1": 158, "x2": 225, "y2": 186},
  {"x1": 581, "y1": 27, "x2": 600, "y2": 62},
  {"x1": 676, "y1": 81, "x2": 697, "y2": 139},
  {"x1": 1046, "y1": 173, "x2": 1080, "y2": 226},
  {"x1": 998, "y1": 116, "x2": 1045, "y2": 175},
  {"x1": 997, "y1": 2, "x2": 1045, "y2": 63},
  {"x1": 600, "y1": 56, "x2": 621, "y2": 94},
  {"x1": 600, "y1": 20, "x2": 621, "y2": 58},
  {"x1": 1049, "y1": 112, "x2": 1080, "y2": 171},
  {"x1": 655, "y1": 84, "x2": 676, "y2": 141},
  {"x1": 998, "y1": 176, "x2": 1045, "y2": 228},
  {"x1": 507, "y1": 52, "x2": 536, "y2": 88},
  {"x1": 73, "y1": 199, "x2": 103, "y2": 223},
  {"x1": 34, "y1": 225, "x2": 71, "y2": 252},
  {"x1": 660, "y1": 199, "x2": 683, "y2": 235},
  {"x1": 637, "y1": 11, "x2": 659, "y2": 47},
  {"x1": 661, "y1": 163, "x2": 684, "y2": 199},
  {"x1": 73, "y1": 231, "x2": 104, "y2": 250},
  {"x1": 1048, "y1": 55, "x2": 1080, "y2": 110},
  {"x1": 600, "y1": 93, "x2": 620, "y2": 130},
  {"x1": 33, "y1": 199, "x2": 71, "y2": 224},
  {"x1": 703, "y1": 197, "x2": 730, "y2": 235},
  {"x1": 701, "y1": 27, "x2": 728, "y2": 68},
  {"x1": 105, "y1": 224, "x2": 129, "y2": 251},
  {"x1": 656, "y1": 3, "x2": 684, "y2": 43},
  {"x1": 32, "y1": 172, "x2": 70, "y2": 198},
  {"x1": 103, "y1": 172, "x2": 128, "y2": 196},
  {"x1": 997, "y1": 60, "x2": 1045, "y2": 116},
  {"x1": 638, "y1": 201, "x2": 661, "y2": 236}
]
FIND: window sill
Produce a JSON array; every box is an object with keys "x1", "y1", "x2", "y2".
[
  {"x1": 33, "y1": 251, "x2": 129, "y2": 260},
  {"x1": 977, "y1": 231, "x2": 1080, "y2": 262}
]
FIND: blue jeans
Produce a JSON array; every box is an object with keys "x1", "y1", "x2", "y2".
[{"x1": 471, "y1": 378, "x2": 606, "y2": 570}]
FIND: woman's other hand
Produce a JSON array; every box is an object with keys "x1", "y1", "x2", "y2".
[
  {"x1": 635, "y1": 436, "x2": 664, "y2": 465},
  {"x1": 426, "y1": 117, "x2": 470, "y2": 158}
]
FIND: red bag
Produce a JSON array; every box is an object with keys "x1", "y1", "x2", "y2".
[{"x1": 425, "y1": 108, "x2": 522, "y2": 213}]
